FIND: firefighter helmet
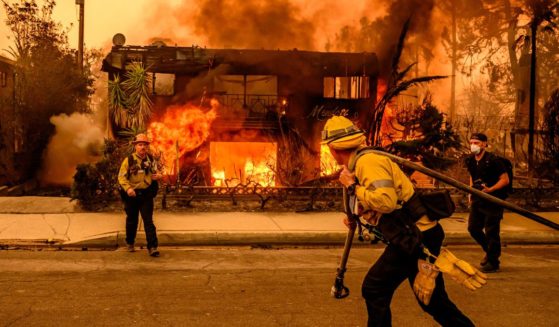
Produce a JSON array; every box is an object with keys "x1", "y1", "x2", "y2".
[
  {"x1": 132, "y1": 133, "x2": 151, "y2": 144},
  {"x1": 321, "y1": 116, "x2": 365, "y2": 148}
]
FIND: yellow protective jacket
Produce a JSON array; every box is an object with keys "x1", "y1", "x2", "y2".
[
  {"x1": 118, "y1": 153, "x2": 155, "y2": 191},
  {"x1": 348, "y1": 147, "x2": 436, "y2": 231}
]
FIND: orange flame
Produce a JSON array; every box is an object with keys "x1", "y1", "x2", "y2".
[
  {"x1": 148, "y1": 100, "x2": 218, "y2": 173},
  {"x1": 210, "y1": 142, "x2": 276, "y2": 187},
  {"x1": 320, "y1": 144, "x2": 340, "y2": 176}
]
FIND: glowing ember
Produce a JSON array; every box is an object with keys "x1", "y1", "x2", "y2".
[
  {"x1": 148, "y1": 100, "x2": 218, "y2": 173},
  {"x1": 320, "y1": 144, "x2": 340, "y2": 176},
  {"x1": 210, "y1": 142, "x2": 276, "y2": 187}
]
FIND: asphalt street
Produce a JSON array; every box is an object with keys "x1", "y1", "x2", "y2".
[{"x1": 1, "y1": 245, "x2": 558, "y2": 327}]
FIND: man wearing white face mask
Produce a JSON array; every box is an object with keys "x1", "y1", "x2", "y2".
[{"x1": 465, "y1": 133, "x2": 510, "y2": 273}]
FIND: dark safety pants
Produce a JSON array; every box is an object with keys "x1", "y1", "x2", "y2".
[
  {"x1": 123, "y1": 192, "x2": 158, "y2": 250},
  {"x1": 468, "y1": 203, "x2": 503, "y2": 266},
  {"x1": 361, "y1": 223, "x2": 474, "y2": 327}
]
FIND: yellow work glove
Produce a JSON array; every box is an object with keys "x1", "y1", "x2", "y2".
[
  {"x1": 434, "y1": 248, "x2": 488, "y2": 290},
  {"x1": 413, "y1": 259, "x2": 440, "y2": 305}
]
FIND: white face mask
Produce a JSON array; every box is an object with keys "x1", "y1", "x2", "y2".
[{"x1": 470, "y1": 144, "x2": 481, "y2": 155}]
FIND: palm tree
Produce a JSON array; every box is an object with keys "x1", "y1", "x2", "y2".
[
  {"x1": 122, "y1": 62, "x2": 153, "y2": 129},
  {"x1": 108, "y1": 74, "x2": 128, "y2": 127},
  {"x1": 108, "y1": 62, "x2": 153, "y2": 131}
]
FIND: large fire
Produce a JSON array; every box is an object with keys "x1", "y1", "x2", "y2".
[
  {"x1": 320, "y1": 144, "x2": 340, "y2": 176},
  {"x1": 210, "y1": 142, "x2": 276, "y2": 187},
  {"x1": 147, "y1": 100, "x2": 218, "y2": 175}
]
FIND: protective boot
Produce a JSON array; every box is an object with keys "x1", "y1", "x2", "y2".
[{"x1": 148, "y1": 247, "x2": 160, "y2": 257}]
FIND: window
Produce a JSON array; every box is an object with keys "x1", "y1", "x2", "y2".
[
  {"x1": 323, "y1": 76, "x2": 370, "y2": 99},
  {"x1": 213, "y1": 75, "x2": 279, "y2": 117},
  {"x1": 214, "y1": 75, "x2": 278, "y2": 96}
]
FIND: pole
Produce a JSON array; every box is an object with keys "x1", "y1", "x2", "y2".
[
  {"x1": 528, "y1": 23, "x2": 537, "y2": 172},
  {"x1": 450, "y1": 0, "x2": 457, "y2": 120},
  {"x1": 76, "y1": 0, "x2": 85, "y2": 71},
  {"x1": 368, "y1": 149, "x2": 559, "y2": 230}
]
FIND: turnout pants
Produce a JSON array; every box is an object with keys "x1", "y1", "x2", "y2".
[
  {"x1": 123, "y1": 192, "x2": 158, "y2": 249},
  {"x1": 361, "y1": 223, "x2": 474, "y2": 327},
  {"x1": 468, "y1": 203, "x2": 503, "y2": 266}
]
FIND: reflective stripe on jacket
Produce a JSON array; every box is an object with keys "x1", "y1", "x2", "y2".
[{"x1": 348, "y1": 147, "x2": 436, "y2": 231}]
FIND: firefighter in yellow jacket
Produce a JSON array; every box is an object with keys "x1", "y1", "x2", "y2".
[
  {"x1": 118, "y1": 133, "x2": 162, "y2": 257},
  {"x1": 322, "y1": 116, "x2": 475, "y2": 327}
]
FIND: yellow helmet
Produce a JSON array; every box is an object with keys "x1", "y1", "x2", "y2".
[{"x1": 321, "y1": 116, "x2": 365, "y2": 149}]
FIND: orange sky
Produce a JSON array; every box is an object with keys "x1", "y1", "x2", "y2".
[
  {"x1": 0, "y1": 0, "x2": 379, "y2": 54},
  {"x1": 0, "y1": 0, "x2": 177, "y2": 53}
]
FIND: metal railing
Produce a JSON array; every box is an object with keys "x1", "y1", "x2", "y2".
[{"x1": 213, "y1": 93, "x2": 286, "y2": 116}]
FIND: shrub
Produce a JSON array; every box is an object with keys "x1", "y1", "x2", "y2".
[{"x1": 71, "y1": 139, "x2": 130, "y2": 210}]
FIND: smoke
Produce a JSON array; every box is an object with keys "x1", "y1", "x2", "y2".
[
  {"x1": 38, "y1": 113, "x2": 104, "y2": 187},
  {"x1": 137, "y1": 0, "x2": 376, "y2": 50},
  {"x1": 127, "y1": 0, "x2": 451, "y2": 109},
  {"x1": 375, "y1": 0, "x2": 437, "y2": 61},
  {"x1": 192, "y1": 0, "x2": 315, "y2": 50},
  {"x1": 138, "y1": 0, "x2": 440, "y2": 70},
  {"x1": 329, "y1": 0, "x2": 437, "y2": 66}
]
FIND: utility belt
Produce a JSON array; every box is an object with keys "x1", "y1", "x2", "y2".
[
  {"x1": 357, "y1": 194, "x2": 435, "y2": 256},
  {"x1": 119, "y1": 181, "x2": 159, "y2": 201},
  {"x1": 134, "y1": 188, "x2": 151, "y2": 197}
]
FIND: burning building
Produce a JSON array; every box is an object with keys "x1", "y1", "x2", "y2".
[{"x1": 102, "y1": 41, "x2": 379, "y2": 188}]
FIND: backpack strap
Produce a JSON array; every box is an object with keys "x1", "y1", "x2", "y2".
[
  {"x1": 348, "y1": 146, "x2": 379, "y2": 171},
  {"x1": 126, "y1": 154, "x2": 135, "y2": 178}
]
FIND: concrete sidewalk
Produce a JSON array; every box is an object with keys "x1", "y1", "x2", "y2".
[{"x1": 0, "y1": 197, "x2": 558, "y2": 248}]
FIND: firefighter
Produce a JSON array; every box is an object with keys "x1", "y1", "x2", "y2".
[
  {"x1": 118, "y1": 133, "x2": 162, "y2": 257},
  {"x1": 322, "y1": 116, "x2": 477, "y2": 327}
]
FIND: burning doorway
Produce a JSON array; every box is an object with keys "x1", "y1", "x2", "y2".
[{"x1": 210, "y1": 142, "x2": 277, "y2": 187}]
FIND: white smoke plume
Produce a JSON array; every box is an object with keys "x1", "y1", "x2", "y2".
[{"x1": 38, "y1": 113, "x2": 105, "y2": 186}]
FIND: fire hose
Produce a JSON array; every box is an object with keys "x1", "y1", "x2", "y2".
[
  {"x1": 331, "y1": 150, "x2": 559, "y2": 299},
  {"x1": 330, "y1": 188, "x2": 356, "y2": 299}
]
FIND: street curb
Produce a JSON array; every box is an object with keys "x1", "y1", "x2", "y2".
[
  {"x1": 500, "y1": 231, "x2": 559, "y2": 244},
  {"x1": 61, "y1": 231, "x2": 351, "y2": 248},
  {"x1": 10, "y1": 230, "x2": 553, "y2": 249}
]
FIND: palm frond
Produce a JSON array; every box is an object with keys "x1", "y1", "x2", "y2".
[
  {"x1": 108, "y1": 74, "x2": 128, "y2": 128},
  {"x1": 390, "y1": 17, "x2": 411, "y2": 84},
  {"x1": 370, "y1": 75, "x2": 447, "y2": 146},
  {"x1": 382, "y1": 76, "x2": 447, "y2": 103},
  {"x1": 395, "y1": 62, "x2": 417, "y2": 84},
  {"x1": 121, "y1": 62, "x2": 153, "y2": 129}
]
